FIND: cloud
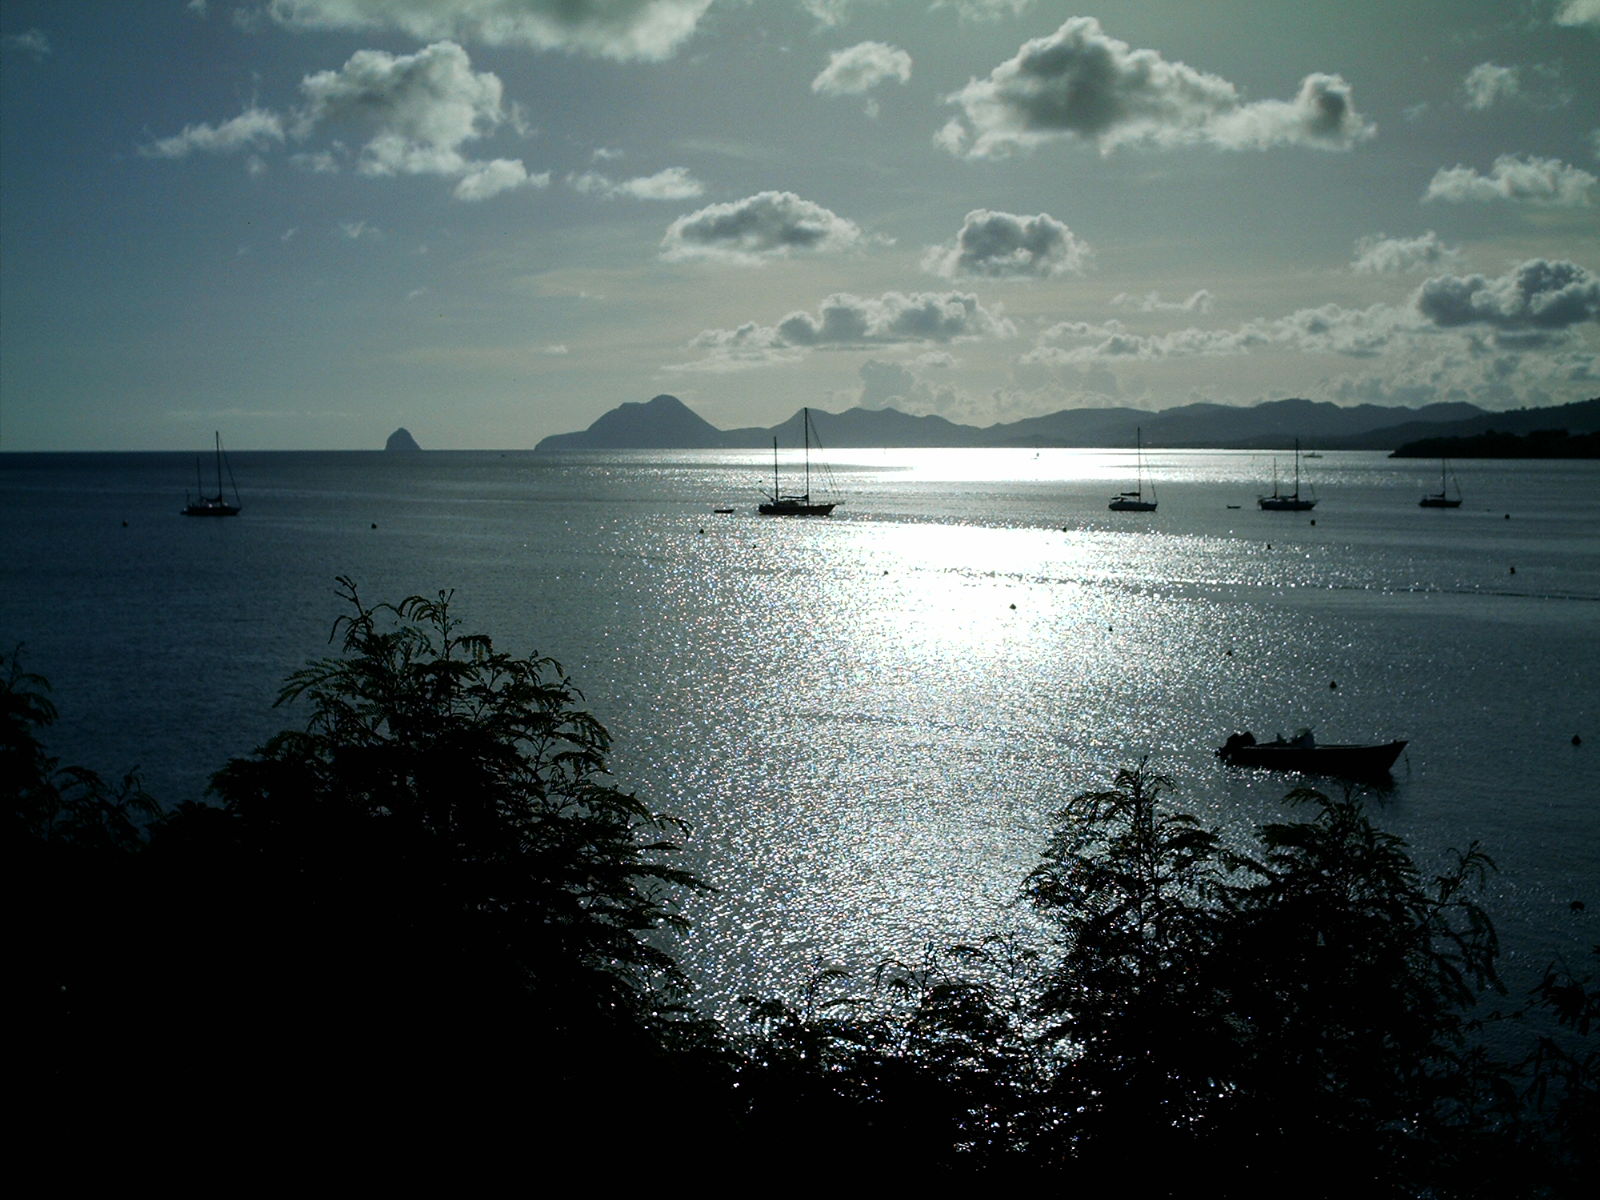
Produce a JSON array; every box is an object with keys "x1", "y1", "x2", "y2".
[
  {"x1": 1026, "y1": 303, "x2": 1409, "y2": 364},
  {"x1": 1555, "y1": 0, "x2": 1600, "y2": 28},
  {"x1": 1350, "y1": 231, "x2": 1461, "y2": 274},
  {"x1": 1416, "y1": 260, "x2": 1600, "y2": 335},
  {"x1": 3, "y1": 28, "x2": 51, "y2": 59},
  {"x1": 337, "y1": 219, "x2": 382, "y2": 239},
  {"x1": 266, "y1": 0, "x2": 714, "y2": 61},
  {"x1": 941, "y1": 18, "x2": 1373, "y2": 158},
  {"x1": 455, "y1": 158, "x2": 547, "y2": 200},
  {"x1": 145, "y1": 41, "x2": 539, "y2": 200},
  {"x1": 1109, "y1": 289, "x2": 1214, "y2": 313},
  {"x1": 297, "y1": 42, "x2": 508, "y2": 176},
  {"x1": 661, "y1": 191, "x2": 869, "y2": 263},
  {"x1": 774, "y1": 291, "x2": 1015, "y2": 345},
  {"x1": 922, "y1": 209, "x2": 1090, "y2": 279},
  {"x1": 569, "y1": 166, "x2": 704, "y2": 200},
  {"x1": 1462, "y1": 61, "x2": 1570, "y2": 110},
  {"x1": 812, "y1": 42, "x2": 912, "y2": 97},
  {"x1": 1423, "y1": 153, "x2": 1597, "y2": 205},
  {"x1": 1463, "y1": 63, "x2": 1520, "y2": 110},
  {"x1": 140, "y1": 107, "x2": 286, "y2": 158},
  {"x1": 677, "y1": 290, "x2": 1015, "y2": 370},
  {"x1": 936, "y1": 0, "x2": 1037, "y2": 19}
]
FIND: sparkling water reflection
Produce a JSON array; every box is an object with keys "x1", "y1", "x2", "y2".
[{"x1": 3, "y1": 448, "x2": 1596, "y2": 1018}]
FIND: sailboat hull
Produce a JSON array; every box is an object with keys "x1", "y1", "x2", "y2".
[
  {"x1": 758, "y1": 499, "x2": 835, "y2": 516},
  {"x1": 1418, "y1": 496, "x2": 1462, "y2": 508},
  {"x1": 1108, "y1": 497, "x2": 1156, "y2": 511},
  {"x1": 181, "y1": 500, "x2": 241, "y2": 516},
  {"x1": 1258, "y1": 496, "x2": 1315, "y2": 511}
]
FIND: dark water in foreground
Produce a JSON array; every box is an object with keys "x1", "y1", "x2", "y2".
[{"x1": 3, "y1": 448, "x2": 1597, "y2": 1017}]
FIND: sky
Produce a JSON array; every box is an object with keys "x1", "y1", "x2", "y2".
[{"x1": 1, "y1": 0, "x2": 1597, "y2": 450}]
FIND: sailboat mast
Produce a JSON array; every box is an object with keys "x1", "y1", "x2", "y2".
[
  {"x1": 802, "y1": 407, "x2": 811, "y2": 499},
  {"x1": 1293, "y1": 437, "x2": 1300, "y2": 497},
  {"x1": 771, "y1": 436, "x2": 779, "y2": 500},
  {"x1": 213, "y1": 431, "x2": 224, "y2": 497}
]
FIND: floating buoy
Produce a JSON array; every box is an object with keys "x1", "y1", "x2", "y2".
[
  {"x1": 1310, "y1": 519, "x2": 1316, "y2": 526},
  {"x1": 1505, "y1": 513, "x2": 1511, "y2": 520},
  {"x1": 1510, "y1": 566, "x2": 1516, "y2": 575},
  {"x1": 1225, "y1": 648, "x2": 1233, "y2": 656},
  {"x1": 121, "y1": 520, "x2": 129, "y2": 528},
  {"x1": 1574, "y1": 734, "x2": 1584, "y2": 747},
  {"x1": 1010, "y1": 603, "x2": 1017, "y2": 610},
  {"x1": 1572, "y1": 900, "x2": 1587, "y2": 912},
  {"x1": 1330, "y1": 680, "x2": 1338, "y2": 689},
  {"x1": 1267, "y1": 543, "x2": 1273, "y2": 550}
]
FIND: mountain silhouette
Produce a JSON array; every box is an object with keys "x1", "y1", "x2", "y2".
[{"x1": 534, "y1": 394, "x2": 1599, "y2": 452}]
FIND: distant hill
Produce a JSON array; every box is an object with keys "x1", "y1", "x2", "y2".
[
  {"x1": 535, "y1": 394, "x2": 730, "y2": 450},
  {"x1": 385, "y1": 427, "x2": 421, "y2": 452},
  {"x1": 534, "y1": 394, "x2": 1600, "y2": 452},
  {"x1": 1388, "y1": 397, "x2": 1600, "y2": 456}
]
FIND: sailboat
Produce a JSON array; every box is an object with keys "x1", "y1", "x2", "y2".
[
  {"x1": 181, "y1": 432, "x2": 242, "y2": 517},
  {"x1": 1108, "y1": 427, "x2": 1157, "y2": 511},
  {"x1": 1258, "y1": 438, "x2": 1316, "y2": 511},
  {"x1": 758, "y1": 407, "x2": 838, "y2": 516},
  {"x1": 1419, "y1": 459, "x2": 1463, "y2": 508}
]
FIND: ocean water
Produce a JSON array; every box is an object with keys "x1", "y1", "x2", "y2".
[{"x1": 4, "y1": 447, "x2": 1597, "y2": 1018}]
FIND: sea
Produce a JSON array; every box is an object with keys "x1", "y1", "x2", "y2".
[{"x1": 3, "y1": 447, "x2": 1597, "y2": 1022}]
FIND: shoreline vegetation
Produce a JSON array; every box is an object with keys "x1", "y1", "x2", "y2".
[
  {"x1": 9, "y1": 582, "x2": 1594, "y2": 1190},
  {"x1": 1390, "y1": 429, "x2": 1600, "y2": 459}
]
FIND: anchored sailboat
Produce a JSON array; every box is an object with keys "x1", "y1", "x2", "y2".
[
  {"x1": 1419, "y1": 459, "x2": 1463, "y2": 508},
  {"x1": 1258, "y1": 438, "x2": 1316, "y2": 511},
  {"x1": 181, "y1": 432, "x2": 241, "y2": 517},
  {"x1": 759, "y1": 407, "x2": 838, "y2": 516},
  {"x1": 1108, "y1": 427, "x2": 1157, "y2": 511}
]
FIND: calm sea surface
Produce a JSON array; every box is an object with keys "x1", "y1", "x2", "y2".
[{"x1": 4, "y1": 448, "x2": 1597, "y2": 1018}]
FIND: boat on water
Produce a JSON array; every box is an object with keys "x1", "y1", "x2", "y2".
[
  {"x1": 1258, "y1": 438, "x2": 1316, "y2": 511},
  {"x1": 1419, "y1": 459, "x2": 1463, "y2": 508},
  {"x1": 1108, "y1": 427, "x2": 1157, "y2": 512},
  {"x1": 1216, "y1": 730, "x2": 1407, "y2": 779},
  {"x1": 759, "y1": 407, "x2": 838, "y2": 517},
  {"x1": 181, "y1": 432, "x2": 241, "y2": 517}
]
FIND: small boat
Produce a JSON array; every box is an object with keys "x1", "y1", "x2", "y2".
[
  {"x1": 181, "y1": 432, "x2": 241, "y2": 517},
  {"x1": 759, "y1": 407, "x2": 838, "y2": 517},
  {"x1": 1217, "y1": 730, "x2": 1406, "y2": 779},
  {"x1": 1258, "y1": 438, "x2": 1316, "y2": 511},
  {"x1": 1108, "y1": 427, "x2": 1157, "y2": 511},
  {"x1": 712, "y1": 507, "x2": 734, "y2": 515},
  {"x1": 1419, "y1": 459, "x2": 1462, "y2": 508}
]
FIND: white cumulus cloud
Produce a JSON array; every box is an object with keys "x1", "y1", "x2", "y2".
[
  {"x1": 1110, "y1": 290, "x2": 1215, "y2": 313},
  {"x1": 1555, "y1": 0, "x2": 1600, "y2": 27},
  {"x1": 141, "y1": 107, "x2": 286, "y2": 158},
  {"x1": 812, "y1": 42, "x2": 911, "y2": 97},
  {"x1": 144, "y1": 41, "x2": 539, "y2": 201},
  {"x1": 569, "y1": 166, "x2": 704, "y2": 200},
  {"x1": 1350, "y1": 231, "x2": 1461, "y2": 274},
  {"x1": 942, "y1": 18, "x2": 1373, "y2": 158},
  {"x1": 266, "y1": 0, "x2": 713, "y2": 61},
  {"x1": 677, "y1": 290, "x2": 1014, "y2": 371},
  {"x1": 1424, "y1": 154, "x2": 1597, "y2": 205},
  {"x1": 922, "y1": 210, "x2": 1090, "y2": 279},
  {"x1": 661, "y1": 191, "x2": 869, "y2": 264},
  {"x1": 1463, "y1": 63, "x2": 1521, "y2": 110}
]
